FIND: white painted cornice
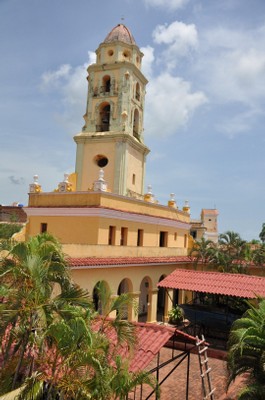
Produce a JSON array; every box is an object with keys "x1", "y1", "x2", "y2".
[{"x1": 25, "y1": 206, "x2": 191, "y2": 230}]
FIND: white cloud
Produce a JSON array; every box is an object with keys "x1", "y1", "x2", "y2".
[
  {"x1": 41, "y1": 64, "x2": 72, "y2": 89},
  {"x1": 8, "y1": 176, "x2": 25, "y2": 185},
  {"x1": 216, "y1": 108, "x2": 263, "y2": 138},
  {"x1": 152, "y1": 21, "x2": 198, "y2": 69},
  {"x1": 144, "y1": 0, "x2": 189, "y2": 11},
  {"x1": 145, "y1": 72, "x2": 207, "y2": 136},
  {"x1": 198, "y1": 26, "x2": 265, "y2": 106},
  {"x1": 39, "y1": 51, "x2": 97, "y2": 133},
  {"x1": 141, "y1": 45, "x2": 155, "y2": 78}
]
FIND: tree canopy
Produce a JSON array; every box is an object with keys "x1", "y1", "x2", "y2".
[
  {"x1": 190, "y1": 231, "x2": 265, "y2": 273},
  {"x1": 0, "y1": 233, "x2": 157, "y2": 399},
  {"x1": 259, "y1": 223, "x2": 265, "y2": 244},
  {"x1": 227, "y1": 299, "x2": 265, "y2": 399}
]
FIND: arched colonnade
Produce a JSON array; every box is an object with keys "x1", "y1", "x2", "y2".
[{"x1": 92, "y1": 274, "x2": 178, "y2": 323}]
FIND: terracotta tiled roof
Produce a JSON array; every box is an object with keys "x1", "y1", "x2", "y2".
[
  {"x1": 92, "y1": 320, "x2": 196, "y2": 372},
  {"x1": 158, "y1": 268, "x2": 265, "y2": 298},
  {"x1": 104, "y1": 23, "x2": 136, "y2": 45},
  {"x1": 69, "y1": 256, "x2": 193, "y2": 269}
]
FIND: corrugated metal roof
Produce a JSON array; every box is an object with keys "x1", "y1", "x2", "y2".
[
  {"x1": 158, "y1": 268, "x2": 265, "y2": 298},
  {"x1": 69, "y1": 256, "x2": 193, "y2": 269}
]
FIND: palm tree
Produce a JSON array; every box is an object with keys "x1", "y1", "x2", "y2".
[
  {"x1": 0, "y1": 233, "x2": 91, "y2": 393},
  {"x1": 227, "y1": 299, "x2": 265, "y2": 399},
  {"x1": 1, "y1": 234, "x2": 158, "y2": 399},
  {"x1": 189, "y1": 237, "x2": 216, "y2": 270},
  {"x1": 15, "y1": 281, "x2": 157, "y2": 400},
  {"x1": 259, "y1": 223, "x2": 265, "y2": 244},
  {"x1": 252, "y1": 244, "x2": 265, "y2": 271},
  {"x1": 217, "y1": 231, "x2": 248, "y2": 273}
]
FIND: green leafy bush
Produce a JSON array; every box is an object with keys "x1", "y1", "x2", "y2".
[
  {"x1": 168, "y1": 305, "x2": 184, "y2": 325},
  {"x1": 0, "y1": 223, "x2": 22, "y2": 239}
]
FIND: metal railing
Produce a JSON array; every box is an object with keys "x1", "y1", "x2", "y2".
[{"x1": 96, "y1": 124, "x2": 109, "y2": 132}]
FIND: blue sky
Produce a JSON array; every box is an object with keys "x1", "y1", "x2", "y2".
[{"x1": 0, "y1": 0, "x2": 264, "y2": 240}]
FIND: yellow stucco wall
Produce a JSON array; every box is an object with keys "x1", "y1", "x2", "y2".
[
  {"x1": 71, "y1": 263, "x2": 189, "y2": 303},
  {"x1": 126, "y1": 144, "x2": 145, "y2": 195},
  {"x1": 80, "y1": 140, "x2": 117, "y2": 191},
  {"x1": 25, "y1": 216, "x2": 100, "y2": 245},
  {"x1": 25, "y1": 212, "x2": 190, "y2": 252},
  {"x1": 28, "y1": 192, "x2": 190, "y2": 223}
]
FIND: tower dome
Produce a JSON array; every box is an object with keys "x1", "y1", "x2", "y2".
[{"x1": 104, "y1": 24, "x2": 136, "y2": 45}]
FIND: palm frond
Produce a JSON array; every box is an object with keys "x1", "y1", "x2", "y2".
[{"x1": 17, "y1": 372, "x2": 44, "y2": 400}]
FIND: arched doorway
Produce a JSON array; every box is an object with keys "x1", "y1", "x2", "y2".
[
  {"x1": 117, "y1": 278, "x2": 133, "y2": 320},
  {"x1": 138, "y1": 276, "x2": 152, "y2": 322},
  {"x1": 117, "y1": 278, "x2": 132, "y2": 295},
  {"x1": 157, "y1": 275, "x2": 167, "y2": 322},
  {"x1": 92, "y1": 280, "x2": 109, "y2": 314}
]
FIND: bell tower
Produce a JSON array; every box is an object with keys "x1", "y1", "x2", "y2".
[{"x1": 74, "y1": 24, "x2": 150, "y2": 197}]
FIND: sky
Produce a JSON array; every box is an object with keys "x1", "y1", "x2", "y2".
[{"x1": 0, "y1": 0, "x2": 264, "y2": 241}]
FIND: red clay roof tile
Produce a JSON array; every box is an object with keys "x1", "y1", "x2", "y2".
[
  {"x1": 69, "y1": 256, "x2": 193, "y2": 268},
  {"x1": 91, "y1": 319, "x2": 196, "y2": 372},
  {"x1": 158, "y1": 269, "x2": 265, "y2": 298}
]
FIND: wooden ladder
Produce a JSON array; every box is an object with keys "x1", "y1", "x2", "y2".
[{"x1": 196, "y1": 335, "x2": 215, "y2": 400}]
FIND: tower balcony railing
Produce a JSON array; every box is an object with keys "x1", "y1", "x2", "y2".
[
  {"x1": 96, "y1": 124, "x2": 110, "y2": 132},
  {"x1": 93, "y1": 85, "x2": 118, "y2": 97}
]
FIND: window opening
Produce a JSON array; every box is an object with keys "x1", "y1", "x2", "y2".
[
  {"x1": 133, "y1": 109, "x2": 140, "y2": 140},
  {"x1": 159, "y1": 231, "x2": 168, "y2": 247},
  {"x1": 40, "y1": 223, "x2": 47, "y2": 233},
  {"x1": 120, "y1": 227, "x2": 128, "y2": 246},
  {"x1": 135, "y1": 82, "x2": 140, "y2": 101},
  {"x1": 108, "y1": 226, "x2": 116, "y2": 245},
  {"x1": 137, "y1": 229, "x2": 144, "y2": 246},
  {"x1": 94, "y1": 154, "x2": 108, "y2": 168},
  {"x1": 102, "y1": 75, "x2": 111, "y2": 93},
  {"x1": 190, "y1": 230, "x2": 197, "y2": 239}
]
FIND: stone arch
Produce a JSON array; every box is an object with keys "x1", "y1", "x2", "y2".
[
  {"x1": 117, "y1": 278, "x2": 133, "y2": 320},
  {"x1": 117, "y1": 277, "x2": 133, "y2": 295},
  {"x1": 138, "y1": 276, "x2": 152, "y2": 322},
  {"x1": 92, "y1": 280, "x2": 110, "y2": 314}
]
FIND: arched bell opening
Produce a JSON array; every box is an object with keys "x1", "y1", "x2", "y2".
[
  {"x1": 102, "y1": 75, "x2": 111, "y2": 93},
  {"x1": 135, "y1": 82, "x2": 140, "y2": 101},
  {"x1": 97, "y1": 102, "x2": 110, "y2": 132},
  {"x1": 133, "y1": 108, "x2": 140, "y2": 140}
]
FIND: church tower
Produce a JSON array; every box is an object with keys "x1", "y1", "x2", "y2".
[{"x1": 74, "y1": 24, "x2": 149, "y2": 197}]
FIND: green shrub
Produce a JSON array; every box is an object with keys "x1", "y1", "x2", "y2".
[{"x1": 0, "y1": 223, "x2": 22, "y2": 239}]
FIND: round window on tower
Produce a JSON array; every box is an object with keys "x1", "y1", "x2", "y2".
[
  {"x1": 94, "y1": 154, "x2": 109, "y2": 168},
  {"x1": 123, "y1": 50, "x2": 131, "y2": 59},
  {"x1": 108, "y1": 49, "x2": 114, "y2": 56}
]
